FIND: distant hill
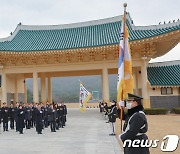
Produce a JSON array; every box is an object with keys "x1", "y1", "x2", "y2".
[{"x1": 26, "y1": 75, "x2": 117, "y2": 102}]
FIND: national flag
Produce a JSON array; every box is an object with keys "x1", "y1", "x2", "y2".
[
  {"x1": 117, "y1": 17, "x2": 134, "y2": 102},
  {"x1": 79, "y1": 82, "x2": 92, "y2": 112}
]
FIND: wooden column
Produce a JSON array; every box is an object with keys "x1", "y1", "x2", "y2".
[
  {"x1": 141, "y1": 59, "x2": 150, "y2": 108},
  {"x1": 41, "y1": 73, "x2": 46, "y2": 103},
  {"x1": 1, "y1": 72, "x2": 7, "y2": 104},
  {"x1": 24, "y1": 79, "x2": 27, "y2": 103},
  {"x1": 48, "y1": 77, "x2": 52, "y2": 104},
  {"x1": 102, "y1": 66, "x2": 109, "y2": 102},
  {"x1": 33, "y1": 71, "x2": 39, "y2": 103}
]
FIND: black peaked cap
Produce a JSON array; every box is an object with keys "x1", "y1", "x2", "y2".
[{"x1": 127, "y1": 93, "x2": 143, "y2": 100}]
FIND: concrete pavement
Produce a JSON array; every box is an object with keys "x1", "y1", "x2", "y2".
[{"x1": 0, "y1": 108, "x2": 123, "y2": 154}]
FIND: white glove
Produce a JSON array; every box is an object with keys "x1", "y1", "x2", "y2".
[
  {"x1": 119, "y1": 101, "x2": 124, "y2": 107},
  {"x1": 118, "y1": 134, "x2": 122, "y2": 140}
]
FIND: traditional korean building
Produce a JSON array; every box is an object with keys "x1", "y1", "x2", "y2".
[
  {"x1": 147, "y1": 60, "x2": 180, "y2": 109},
  {"x1": 0, "y1": 13, "x2": 180, "y2": 108}
]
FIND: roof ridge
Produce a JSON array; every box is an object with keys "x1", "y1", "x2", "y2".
[
  {"x1": 134, "y1": 20, "x2": 180, "y2": 30},
  {"x1": 21, "y1": 15, "x2": 123, "y2": 30},
  {"x1": 1, "y1": 13, "x2": 179, "y2": 43},
  {"x1": 0, "y1": 15, "x2": 123, "y2": 42}
]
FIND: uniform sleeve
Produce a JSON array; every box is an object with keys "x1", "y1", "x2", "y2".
[{"x1": 121, "y1": 114, "x2": 145, "y2": 142}]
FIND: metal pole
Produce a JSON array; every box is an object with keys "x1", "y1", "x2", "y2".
[{"x1": 120, "y1": 2, "x2": 127, "y2": 133}]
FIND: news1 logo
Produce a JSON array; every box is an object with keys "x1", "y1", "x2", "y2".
[
  {"x1": 161, "y1": 135, "x2": 179, "y2": 152},
  {"x1": 123, "y1": 135, "x2": 179, "y2": 152}
]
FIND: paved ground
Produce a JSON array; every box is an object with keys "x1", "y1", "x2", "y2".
[{"x1": 0, "y1": 108, "x2": 123, "y2": 154}]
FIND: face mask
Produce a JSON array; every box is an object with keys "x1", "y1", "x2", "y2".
[
  {"x1": 126, "y1": 102, "x2": 133, "y2": 109},
  {"x1": 111, "y1": 103, "x2": 115, "y2": 106}
]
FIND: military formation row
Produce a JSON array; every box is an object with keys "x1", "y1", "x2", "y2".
[{"x1": 0, "y1": 102, "x2": 67, "y2": 134}]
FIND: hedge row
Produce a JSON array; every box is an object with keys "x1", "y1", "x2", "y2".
[
  {"x1": 144, "y1": 108, "x2": 169, "y2": 115},
  {"x1": 144, "y1": 108, "x2": 180, "y2": 115},
  {"x1": 171, "y1": 108, "x2": 180, "y2": 114}
]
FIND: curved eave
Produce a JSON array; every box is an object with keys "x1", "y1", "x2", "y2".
[
  {"x1": 0, "y1": 44, "x2": 118, "y2": 56},
  {"x1": 130, "y1": 29, "x2": 180, "y2": 58},
  {"x1": 152, "y1": 30, "x2": 180, "y2": 58},
  {"x1": 150, "y1": 85, "x2": 180, "y2": 88}
]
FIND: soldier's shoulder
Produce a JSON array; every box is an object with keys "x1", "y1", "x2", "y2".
[{"x1": 131, "y1": 111, "x2": 145, "y2": 120}]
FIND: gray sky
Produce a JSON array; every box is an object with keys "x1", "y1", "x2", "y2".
[{"x1": 0, "y1": 0, "x2": 179, "y2": 62}]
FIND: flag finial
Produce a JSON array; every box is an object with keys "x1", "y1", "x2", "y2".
[{"x1": 123, "y1": 3, "x2": 127, "y2": 8}]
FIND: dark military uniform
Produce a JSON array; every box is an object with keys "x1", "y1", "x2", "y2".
[
  {"x1": 55, "y1": 106, "x2": 60, "y2": 130},
  {"x1": 24, "y1": 106, "x2": 32, "y2": 129},
  {"x1": 120, "y1": 105, "x2": 149, "y2": 154},
  {"x1": 32, "y1": 106, "x2": 37, "y2": 127},
  {"x1": 48, "y1": 107, "x2": 56, "y2": 132},
  {"x1": 9, "y1": 107, "x2": 15, "y2": 129},
  {"x1": 14, "y1": 106, "x2": 19, "y2": 131},
  {"x1": 2, "y1": 106, "x2": 9, "y2": 131},
  {"x1": 59, "y1": 105, "x2": 64, "y2": 128},
  {"x1": 104, "y1": 103, "x2": 109, "y2": 116},
  {"x1": 36, "y1": 109, "x2": 43, "y2": 134},
  {"x1": 18, "y1": 108, "x2": 25, "y2": 134},
  {"x1": 108, "y1": 105, "x2": 117, "y2": 123},
  {"x1": 44, "y1": 105, "x2": 49, "y2": 128},
  {"x1": 63, "y1": 104, "x2": 67, "y2": 124},
  {"x1": 41, "y1": 106, "x2": 45, "y2": 129},
  {"x1": 119, "y1": 93, "x2": 150, "y2": 154},
  {"x1": 108, "y1": 103, "x2": 117, "y2": 135}
]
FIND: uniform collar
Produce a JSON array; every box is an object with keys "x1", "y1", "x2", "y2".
[{"x1": 127, "y1": 105, "x2": 144, "y2": 117}]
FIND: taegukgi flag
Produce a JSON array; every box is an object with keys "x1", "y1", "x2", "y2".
[
  {"x1": 79, "y1": 82, "x2": 92, "y2": 112},
  {"x1": 117, "y1": 17, "x2": 134, "y2": 102}
]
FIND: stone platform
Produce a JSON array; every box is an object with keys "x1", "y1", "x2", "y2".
[{"x1": 0, "y1": 108, "x2": 123, "y2": 154}]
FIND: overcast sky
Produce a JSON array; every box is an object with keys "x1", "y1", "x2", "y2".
[{"x1": 0, "y1": 0, "x2": 179, "y2": 62}]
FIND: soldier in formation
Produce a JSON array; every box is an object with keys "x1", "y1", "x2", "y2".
[
  {"x1": 119, "y1": 93, "x2": 150, "y2": 154},
  {"x1": 2, "y1": 103, "x2": 9, "y2": 131},
  {"x1": 9, "y1": 103, "x2": 15, "y2": 129}
]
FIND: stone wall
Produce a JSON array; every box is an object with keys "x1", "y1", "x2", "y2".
[{"x1": 150, "y1": 96, "x2": 180, "y2": 109}]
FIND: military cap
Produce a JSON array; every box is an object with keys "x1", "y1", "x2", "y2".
[
  {"x1": 113, "y1": 100, "x2": 117, "y2": 104},
  {"x1": 127, "y1": 93, "x2": 143, "y2": 100},
  {"x1": 127, "y1": 93, "x2": 143, "y2": 105}
]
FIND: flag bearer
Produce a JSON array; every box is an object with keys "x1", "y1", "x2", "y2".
[{"x1": 119, "y1": 93, "x2": 150, "y2": 154}]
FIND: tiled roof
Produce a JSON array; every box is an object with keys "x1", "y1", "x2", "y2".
[
  {"x1": 0, "y1": 13, "x2": 180, "y2": 52},
  {"x1": 148, "y1": 61, "x2": 180, "y2": 86}
]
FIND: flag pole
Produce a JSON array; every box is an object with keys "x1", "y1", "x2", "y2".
[
  {"x1": 123, "y1": 3, "x2": 127, "y2": 51},
  {"x1": 79, "y1": 79, "x2": 85, "y2": 87},
  {"x1": 120, "y1": 92, "x2": 123, "y2": 132},
  {"x1": 120, "y1": 2, "x2": 127, "y2": 133}
]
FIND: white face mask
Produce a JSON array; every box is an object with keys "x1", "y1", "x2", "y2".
[
  {"x1": 111, "y1": 103, "x2": 115, "y2": 106},
  {"x1": 126, "y1": 102, "x2": 133, "y2": 109}
]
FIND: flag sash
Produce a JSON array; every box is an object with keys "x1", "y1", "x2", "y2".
[{"x1": 79, "y1": 83, "x2": 92, "y2": 112}]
